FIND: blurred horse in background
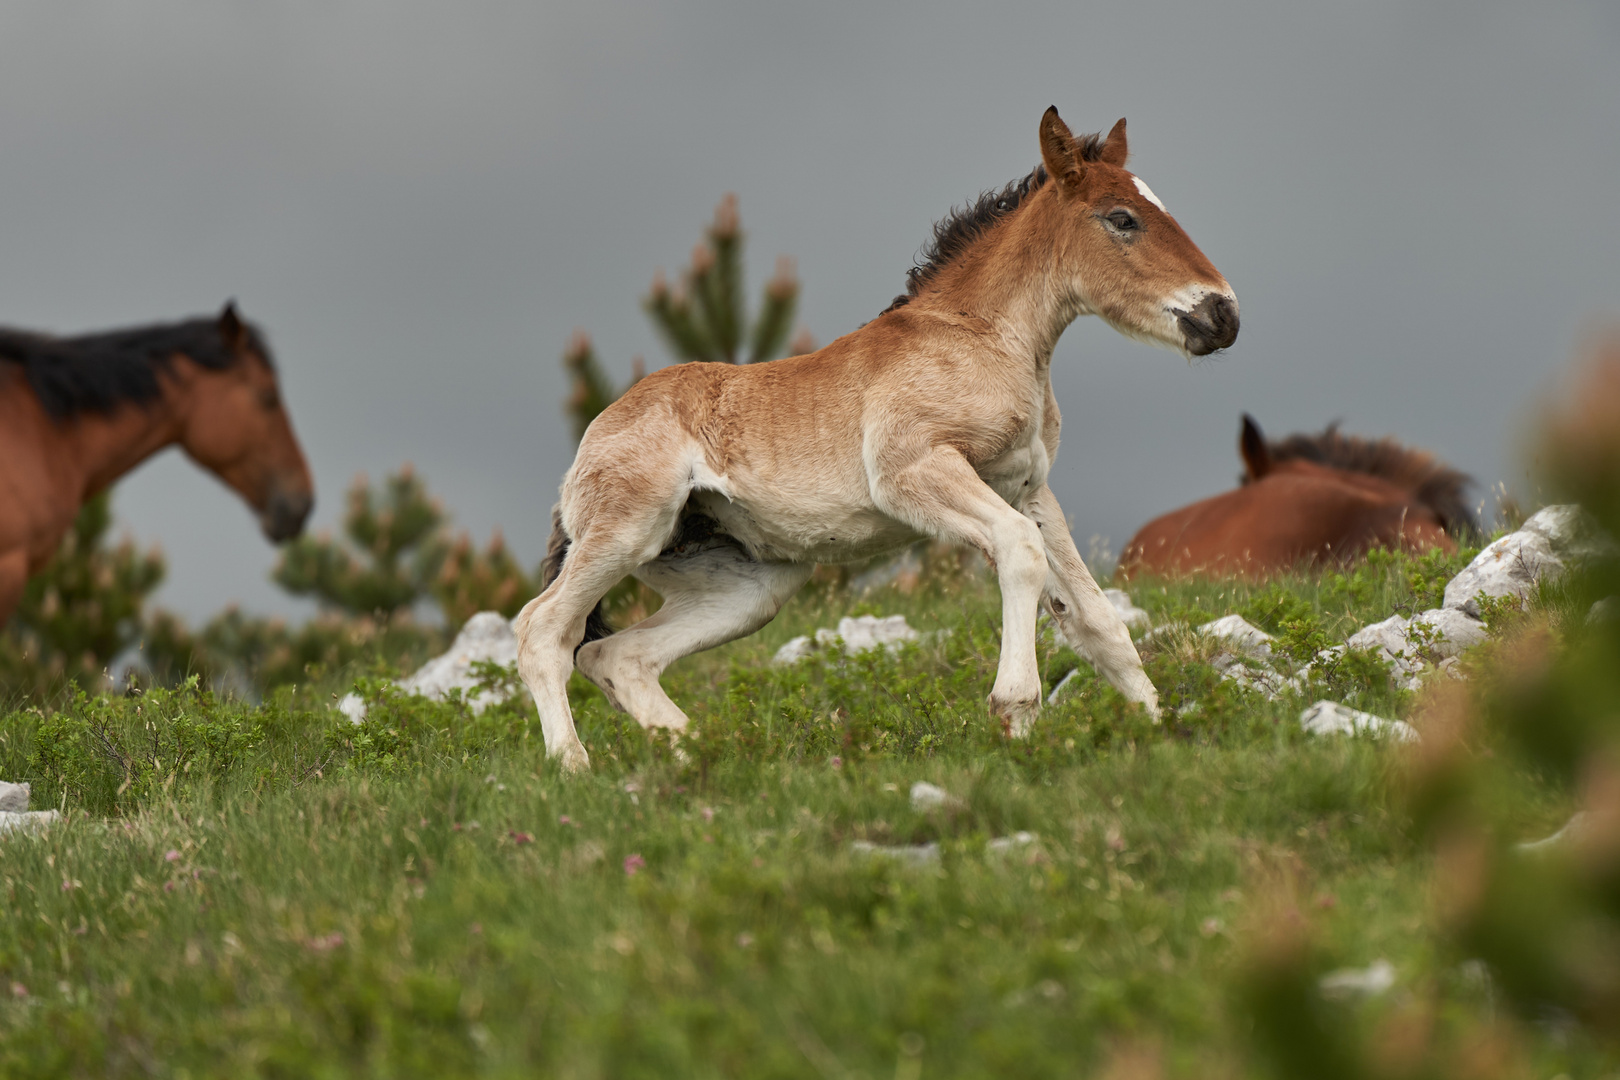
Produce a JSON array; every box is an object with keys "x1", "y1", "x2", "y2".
[
  {"x1": 0, "y1": 304, "x2": 314, "y2": 623},
  {"x1": 1120, "y1": 414, "x2": 1476, "y2": 578}
]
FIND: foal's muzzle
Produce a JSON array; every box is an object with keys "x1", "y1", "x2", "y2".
[
  {"x1": 1176, "y1": 294, "x2": 1240, "y2": 356},
  {"x1": 262, "y1": 489, "x2": 314, "y2": 542}
]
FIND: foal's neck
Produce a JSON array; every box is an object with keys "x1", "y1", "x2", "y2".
[{"x1": 920, "y1": 193, "x2": 1082, "y2": 371}]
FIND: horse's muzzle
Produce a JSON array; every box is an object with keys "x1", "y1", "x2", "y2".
[
  {"x1": 262, "y1": 490, "x2": 313, "y2": 542},
  {"x1": 1177, "y1": 294, "x2": 1240, "y2": 356}
]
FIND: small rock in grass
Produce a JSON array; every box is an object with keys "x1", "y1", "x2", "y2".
[
  {"x1": 909, "y1": 781, "x2": 965, "y2": 812},
  {"x1": 1517, "y1": 811, "x2": 1590, "y2": 854},
  {"x1": 1299, "y1": 700, "x2": 1418, "y2": 743},
  {"x1": 850, "y1": 840, "x2": 940, "y2": 864},
  {"x1": 1588, "y1": 597, "x2": 1619, "y2": 625},
  {"x1": 1319, "y1": 959, "x2": 1396, "y2": 1000},
  {"x1": 1102, "y1": 589, "x2": 1152, "y2": 632},
  {"x1": 1047, "y1": 668, "x2": 1081, "y2": 705},
  {"x1": 0, "y1": 781, "x2": 30, "y2": 814},
  {"x1": 774, "y1": 614, "x2": 921, "y2": 665},
  {"x1": 0, "y1": 810, "x2": 61, "y2": 836},
  {"x1": 772, "y1": 635, "x2": 816, "y2": 665},
  {"x1": 1197, "y1": 615, "x2": 1273, "y2": 662},
  {"x1": 986, "y1": 832, "x2": 1037, "y2": 853}
]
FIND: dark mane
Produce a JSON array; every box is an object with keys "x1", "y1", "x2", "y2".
[
  {"x1": 0, "y1": 314, "x2": 270, "y2": 419},
  {"x1": 882, "y1": 131, "x2": 1106, "y2": 314},
  {"x1": 1268, "y1": 423, "x2": 1480, "y2": 539}
]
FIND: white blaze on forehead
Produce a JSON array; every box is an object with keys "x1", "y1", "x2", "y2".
[{"x1": 1132, "y1": 175, "x2": 1167, "y2": 212}]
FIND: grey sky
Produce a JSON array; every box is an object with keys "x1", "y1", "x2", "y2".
[{"x1": 2, "y1": 1, "x2": 1616, "y2": 622}]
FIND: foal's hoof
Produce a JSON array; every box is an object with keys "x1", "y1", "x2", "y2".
[
  {"x1": 556, "y1": 741, "x2": 592, "y2": 774},
  {"x1": 988, "y1": 693, "x2": 1040, "y2": 739}
]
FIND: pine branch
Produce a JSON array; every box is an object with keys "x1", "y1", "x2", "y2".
[{"x1": 748, "y1": 256, "x2": 799, "y2": 363}]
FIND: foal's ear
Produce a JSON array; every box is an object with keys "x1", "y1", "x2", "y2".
[
  {"x1": 1239, "y1": 413, "x2": 1272, "y2": 481},
  {"x1": 1039, "y1": 106, "x2": 1086, "y2": 192},
  {"x1": 1100, "y1": 117, "x2": 1129, "y2": 167},
  {"x1": 218, "y1": 301, "x2": 247, "y2": 349}
]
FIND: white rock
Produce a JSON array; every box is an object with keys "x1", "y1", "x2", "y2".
[
  {"x1": 0, "y1": 780, "x2": 30, "y2": 813},
  {"x1": 1047, "y1": 668, "x2": 1081, "y2": 705},
  {"x1": 1517, "y1": 811, "x2": 1590, "y2": 854},
  {"x1": 850, "y1": 840, "x2": 940, "y2": 864},
  {"x1": 775, "y1": 614, "x2": 923, "y2": 665},
  {"x1": 337, "y1": 693, "x2": 369, "y2": 726},
  {"x1": 910, "y1": 781, "x2": 965, "y2": 812},
  {"x1": 397, "y1": 611, "x2": 520, "y2": 710},
  {"x1": 987, "y1": 831, "x2": 1037, "y2": 853},
  {"x1": 1443, "y1": 528, "x2": 1563, "y2": 617},
  {"x1": 1299, "y1": 700, "x2": 1419, "y2": 742},
  {"x1": 1588, "y1": 598, "x2": 1619, "y2": 626},
  {"x1": 816, "y1": 614, "x2": 920, "y2": 654},
  {"x1": 1102, "y1": 589, "x2": 1152, "y2": 632},
  {"x1": 1197, "y1": 615, "x2": 1273, "y2": 661},
  {"x1": 0, "y1": 809, "x2": 60, "y2": 836},
  {"x1": 772, "y1": 635, "x2": 817, "y2": 665},
  {"x1": 335, "y1": 611, "x2": 524, "y2": 723},
  {"x1": 1319, "y1": 959, "x2": 1396, "y2": 1000},
  {"x1": 1522, "y1": 504, "x2": 1617, "y2": 563},
  {"x1": 1410, "y1": 607, "x2": 1489, "y2": 657}
]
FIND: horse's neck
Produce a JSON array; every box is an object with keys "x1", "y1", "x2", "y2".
[
  {"x1": 921, "y1": 204, "x2": 1080, "y2": 371},
  {"x1": 55, "y1": 392, "x2": 185, "y2": 502}
]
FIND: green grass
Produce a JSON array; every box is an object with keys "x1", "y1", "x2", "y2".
[{"x1": 0, "y1": 555, "x2": 1608, "y2": 1078}]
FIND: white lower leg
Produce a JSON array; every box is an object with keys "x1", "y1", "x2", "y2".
[
  {"x1": 515, "y1": 598, "x2": 592, "y2": 771},
  {"x1": 988, "y1": 518, "x2": 1049, "y2": 736}
]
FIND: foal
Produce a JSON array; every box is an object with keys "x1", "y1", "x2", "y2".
[
  {"x1": 519, "y1": 107, "x2": 1240, "y2": 771},
  {"x1": 0, "y1": 304, "x2": 313, "y2": 623}
]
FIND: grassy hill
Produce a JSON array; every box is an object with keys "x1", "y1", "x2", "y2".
[{"x1": 0, "y1": 553, "x2": 1608, "y2": 1078}]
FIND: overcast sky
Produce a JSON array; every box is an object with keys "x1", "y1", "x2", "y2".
[{"x1": 2, "y1": 1, "x2": 1616, "y2": 623}]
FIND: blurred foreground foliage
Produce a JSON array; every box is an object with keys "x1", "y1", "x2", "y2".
[{"x1": 1238, "y1": 335, "x2": 1620, "y2": 1078}]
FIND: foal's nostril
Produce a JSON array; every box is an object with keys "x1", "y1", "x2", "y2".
[{"x1": 1178, "y1": 293, "x2": 1239, "y2": 355}]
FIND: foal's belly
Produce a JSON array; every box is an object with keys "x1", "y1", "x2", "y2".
[{"x1": 688, "y1": 489, "x2": 925, "y2": 565}]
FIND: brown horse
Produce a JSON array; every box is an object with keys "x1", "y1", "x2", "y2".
[
  {"x1": 1120, "y1": 414, "x2": 1476, "y2": 578},
  {"x1": 518, "y1": 107, "x2": 1239, "y2": 770},
  {"x1": 0, "y1": 304, "x2": 314, "y2": 623}
]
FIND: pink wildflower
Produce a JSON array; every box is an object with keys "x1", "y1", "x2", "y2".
[
  {"x1": 164, "y1": 849, "x2": 181, "y2": 862},
  {"x1": 509, "y1": 830, "x2": 533, "y2": 845},
  {"x1": 623, "y1": 853, "x2": 646, "y2": 876}
]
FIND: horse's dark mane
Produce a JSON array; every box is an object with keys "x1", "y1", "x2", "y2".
[
  {"x1": 0, "y1": 315, "x2": 270, "y2": 419},
  {"x1": 1269, "y1": 423, "x2": 1480, "y2": 539},
  {"x1": 882, "y1": 130, "x2": 1106, "y2": 315}
]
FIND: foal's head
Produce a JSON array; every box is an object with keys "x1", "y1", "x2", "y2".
[
  {"x1": 1035, "y1": 107, "x2": 1239, "y2": 357},
  {"x1": 180, "y1": 305, "x2": 314, "y2": 542}
]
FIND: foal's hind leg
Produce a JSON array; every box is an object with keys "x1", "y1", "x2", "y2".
[
  {"x1": 1025, "y1": 484, "x2": 1160, "y2": 719},
  {"x1": 577, "y1": 541, "x2": 811, "y2": 735},
  {"x1": 515, "y1": 488, "x2": 688, "y2": 772}
]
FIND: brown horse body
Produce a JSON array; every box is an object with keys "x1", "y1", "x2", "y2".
[
  {"x1": 0, "y1": 305, "x2": 313, "y2": 623},
  {"x1": 1121, "y1": 415, "x2": 1474, "y2": 578}
]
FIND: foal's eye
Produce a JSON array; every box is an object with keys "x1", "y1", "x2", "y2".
[{"x1": 1106, "y1": 209, "x2": 1139, "y2": 231}]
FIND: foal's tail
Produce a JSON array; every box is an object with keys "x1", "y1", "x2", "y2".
[{"x1": 540, "y1": 505, "x2": 614, "y2": 646}]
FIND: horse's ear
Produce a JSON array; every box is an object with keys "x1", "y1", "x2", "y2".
[
  {"x1": 218, "y1": 301, "x2": 246, "y2": 349},
  {"x1": 1100, "y1": 117, "x2": 1129, "y2": 167},
  {"x1": 1039, "y1": 106, "x2": 1086, "y2": 191},
  {"x1": 1239, "y1": 413, "x2": 1272, "y2": 481}
]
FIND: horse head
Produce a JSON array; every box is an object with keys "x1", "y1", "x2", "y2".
[
  {"x1": 1036, "y1": 107, "x2": 1239, "y2": 358},
  {"x1": 177, "y1": 304, "x2": 314, "y2": 542}
]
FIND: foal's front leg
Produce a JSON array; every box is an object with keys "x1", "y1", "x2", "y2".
[
  {"x1": 1024, "y1": 484, "x2": 1160, "y2": 719},
  {"x1": 871, "y1": 447, "x2": 1048, "y2": 734}
]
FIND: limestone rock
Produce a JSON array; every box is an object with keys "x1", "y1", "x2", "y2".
[
  {"x1": 1102, "y1": 588, "x2": 1152, "y2": 632},
  {"x1": 1319, "y1": 959, "x2": 1396, "y2": 1000},
  {"x1": 850, "y1": 840, "x2": 940, "y2": 864},
  {"x1": 1198, "y1": 615, "x2": 1273, "y2": 662},
  {"x1": 1443, "y1": 529, "x2": 1563, "y2": 617},
  {"x1": 773, "y1": 614, "x2": 921, "y2": 665},
  {"x1": 0, "y1": 809, "x2": 60, "y2": 836},
  {"x1": 339, "y1": 610, "x2": 522, "y2": 724},
  {"x1": 1517, "y1": 811, "x2": 1590, "y2": 854},
  {"x1": 1299, "y1": 700, "x2": 1418, "y2": 742},
  {"x1": 0, "y1": 780, "x2": 30, "y2": 813},
  {"x1": 910, "y1": 781, "x2": 965, "y2": 812}
]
